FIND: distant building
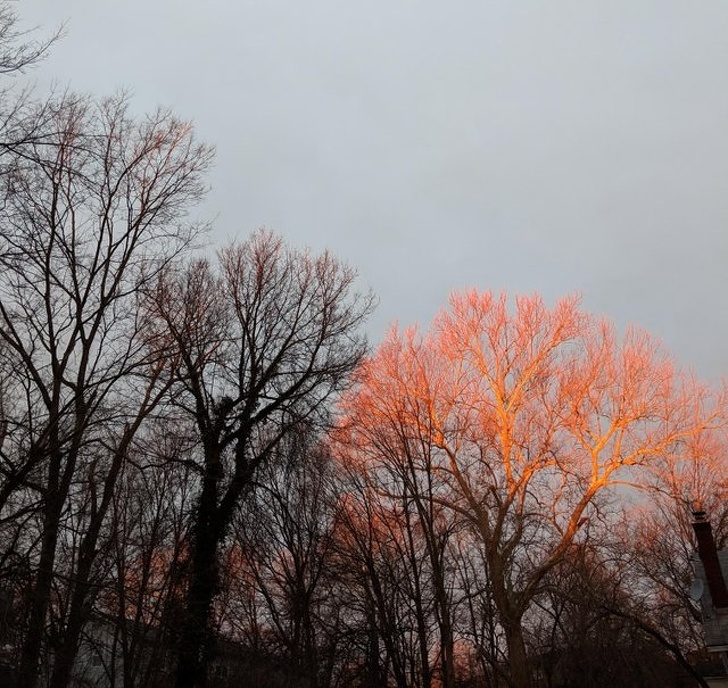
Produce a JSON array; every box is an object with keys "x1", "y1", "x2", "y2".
[{"x1": 692, "y1": 510, "x2": 728, "y2": 687}]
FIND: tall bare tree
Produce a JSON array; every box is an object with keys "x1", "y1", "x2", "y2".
[
  {"x1": 0, "y1": 93, "x2": 212, "y2": 688},
  {"x1": 337, "y1": 291, "x2": 724, "y2": 688},
  {"x1": 147, "y1": 229, "x2": 373, "y2": 688},
  {"x1": 103, "y1": 419, "x2": 199, "y2": 688}
]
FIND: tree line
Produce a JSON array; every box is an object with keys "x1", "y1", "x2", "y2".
[{"x1": 1, "y1": 4, "x2": 727, "y2": 687}]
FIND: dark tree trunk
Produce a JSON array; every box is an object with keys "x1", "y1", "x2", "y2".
[
  {"x1": 49, "y1": 600, "x2": 86, "y2": 688},
  {"x1": 504, "y1": 620, "x2": 532, "y2": 688},
  {"x1": 18, "y1": 452, "x2": 63, "y2": 688},
  {"x1": 18, "y1": 508, "x2": 60, "y2": 688},
  {"x1": 175, "y1": 467, "x2": 221, "y2": 688}
]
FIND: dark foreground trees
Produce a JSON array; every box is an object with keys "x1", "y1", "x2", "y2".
[
  {"x1": 146, "y1": 230, "x2": 374, "y2": 688},
  {"x1": 0, "y1": 91, "x2": 212, "y2": 688}
]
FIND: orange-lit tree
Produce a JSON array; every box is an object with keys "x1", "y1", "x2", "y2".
[{"x1": 337, "y1": 291, "x2": 723, "y2": 688}]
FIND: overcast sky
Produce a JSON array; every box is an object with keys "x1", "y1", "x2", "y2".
[{"x1": 17, "y1": 1, "x2": 728, "y2": 381}]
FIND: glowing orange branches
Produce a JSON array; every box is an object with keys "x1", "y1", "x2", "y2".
[{"x1": 336, "y1": 290, "x2": 723, "y2": 688}]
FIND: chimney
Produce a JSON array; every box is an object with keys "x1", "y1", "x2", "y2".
[{"x1": 692, "y1": 509, "x2": 728, "y2": 609}]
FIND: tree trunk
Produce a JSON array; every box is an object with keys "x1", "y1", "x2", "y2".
[
  {"x1": 504, "y1": 622, "x2": 531, "y2": 688},
  {"x1": 175, "y1": 474, "x2": 220, "y2": 688},
  {"x1": 175, "y1": 538, "x2": 218, "y2": 688},
  {"x1": 48, "y1": 541, "x2": 99, "y2": 688},
  {"x1": 49, "y1": 608, "x2": 85, "y2": 688},
  {"x1": 18, "y1": 518, "x2": 58, "y2": 688},
  {"x1": 18, "y1": 456, "x2": 63, "y2": 688},
  {"x1": 432, "y1": 557, "x2": 456, "y2": 688}
]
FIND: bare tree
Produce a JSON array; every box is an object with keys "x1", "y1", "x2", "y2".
[
  {"x1": 102, "y1": 419, "x2": 199, "y2": 688},
  {"x1": 337, "y1": 291, "x2": 724, "y2": 688},
  {"x1": 335, "y1": 419, "x2": 462, "y2": 688},
  {"x1": 331, "y1": 470, "x2": 415, "y2": 688},
  {"x1": 146, "y1": 230, "x2": 373, "y2": 688},
  {"x1": 0, "y1": 92, "x2": 212, "y2": 688},
  {"x1": 227, "y1": 427, "x2": 343, "y2": 687},
  {"x1": 530, "y1": 540, "x2": 707, "y2": 688}
]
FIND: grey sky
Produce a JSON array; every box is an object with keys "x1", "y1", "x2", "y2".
[{"x1": 17, "y1": 0, "x2": 728, "y2": 380}]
